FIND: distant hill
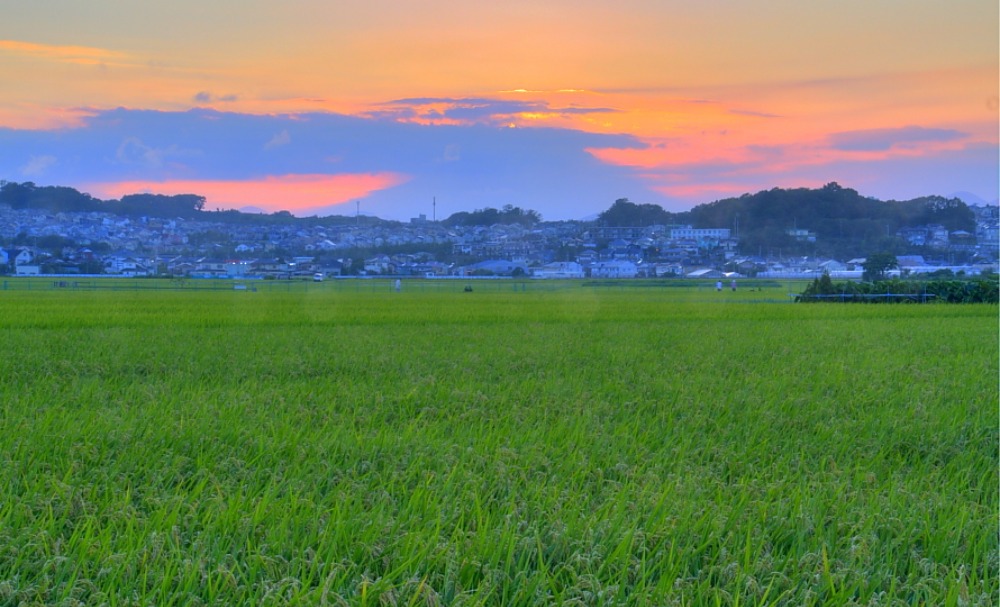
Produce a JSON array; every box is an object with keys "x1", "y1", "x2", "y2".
[
  {"x1": 950, "y1": 191, "x2": 995, "y2": 207},
  {"x1": 442, "y1": 205, "x2": 541, "y2": 227},
  {"x1": 0, "y1": 180, "x2": 548, "y2": 228},
  {"x1": 596, "y1": 183, "x2": 976, "y2": 257},
  {"x1": 684, "y1": 182, "x2": 976, "y2": 258},
  {"x1": 0, "y1": 180, "x2": 378, "y2": 226}
]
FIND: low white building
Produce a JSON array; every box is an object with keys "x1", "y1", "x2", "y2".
[
  {"x1": 15, "y1": 264, "x2": 41, "y2": 275},
  {"x1": 669, "y1": 227, "x2": 731, "y2": 240},
  {"x1": 533, "y1": 261, "x2": 584, "y2": 279},
  {"x1": 590, "y1": 260, "x2": 638, "y2": 278}
]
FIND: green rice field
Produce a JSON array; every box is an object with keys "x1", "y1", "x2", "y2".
[{"x1": 1, "y1": 280, "x2": 996, "y2": 605}]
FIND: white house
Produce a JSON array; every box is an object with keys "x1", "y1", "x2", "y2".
[
  {"x1": 105, "y1": 254, "x2": 146, "y2": 274},
  {"x1": 532, "y1": 261, "x2": 584, "y2": 279},
  {"x1": 2, "y1": 248, "x2": 33, "y2": 268},
  {"x1": 590, "y1": 260, "x2": 638, "y2": 278},
  {"x1": 817, "y1": 259, "x2": 847, "y2": 273}
]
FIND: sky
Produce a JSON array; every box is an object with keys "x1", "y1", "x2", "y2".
[{"x1": 1, "y1": 0, "x2": 997, "y2": 221}]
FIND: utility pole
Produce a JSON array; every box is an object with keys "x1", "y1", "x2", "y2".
[
  {"x1": 356, "y1": 200, "x2": 360, "y2": 226},
  {"x1": 433, "y1": 196, "x2": 436, "y2": 222}
]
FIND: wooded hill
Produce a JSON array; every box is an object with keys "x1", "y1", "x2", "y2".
[
  {"x1": 600, "y1": 182, "x2": 977, "y2": 258},
  {"x1": 0, "y1": 181, "x2": 374, "y2": 227}
]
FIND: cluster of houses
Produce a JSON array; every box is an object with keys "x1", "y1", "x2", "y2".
[
  {"x1": 4, "y1": 247, "x2": 995, "y2": 281},
  {"x1": 1, "y1": 203, "x2": 997, "y2": 279}
]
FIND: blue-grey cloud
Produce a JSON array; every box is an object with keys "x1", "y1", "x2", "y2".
[
  {"x1": 377, "y1": 97, "x2": 618, "y2": 124},
  {"x1": 19, "y1": 154, "x2": 58, "y2": 177},
  {"x1": 263, "y1": 129, "x2": 291, "y2": 150},
  {"x1": 639, "y1": 140, "x2": 998, "y2": 207},
  {"x1": 193, "y1": 91, "x2": 239, "y2": 104},
  {"x1": 798, "y1": 141, "x2": 999, "y2": 202},
  {"x1": 729, "y1": 109, "x2": 782, "y2": 119},
  {"x1": 828, "y1": 125, "x2": 967, "y2": 151},
  {"x1": 0, "y1": 107, "x2": 663, "y2": 220}
]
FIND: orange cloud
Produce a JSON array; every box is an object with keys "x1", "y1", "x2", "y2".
[
  {"x1": 83, "y1": 173, "x2": 408, "y2": 215},
  {"x1": 0, "y1": 39, "x2": 130, "y2": 66},
  {"x1": 0, "y1": 103, "x2": 98, "y2": 130}
]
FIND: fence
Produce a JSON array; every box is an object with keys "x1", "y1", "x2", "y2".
[
  {"x1": 0, "y1": 276, "x2": 813, "y2": 302},
  {"x1": 0, "y1": 276, "x2": 572, "y2": 294},
  {"x1": 796, "y1": 292, "x2": 938, "y2": 303}
]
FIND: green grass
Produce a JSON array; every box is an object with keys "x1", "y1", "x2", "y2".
[{"x1": 0, "y1": 283, "x2": 996, "y2": 605}]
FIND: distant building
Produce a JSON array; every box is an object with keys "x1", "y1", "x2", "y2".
[
  {"x1": 533, "y1": 261, "x2": 584, "y2": 279},
  {"x1": 15, "y1": 264, "x2": 41, "y2": 275},
  {"x1": 459, "y1": 260, "x2": 528, "y2": 276},
  {"x1": 669, "y1": 227, "x2": 731, "y2": 240},
  {"x1": 786, "y1": 228, "x2": 817, "y2": 243},
  {"x1": 590, "y1": 260, "x2": 638, "y2": 278}
]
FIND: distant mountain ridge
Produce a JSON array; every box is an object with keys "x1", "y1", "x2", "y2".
[{"x1": 0, "y1": 179, "x2": 985, "y2": 258}]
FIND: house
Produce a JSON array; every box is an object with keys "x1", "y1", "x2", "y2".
[
  {"x1": 532, "y1": 261, "x2": 584, "y2": 279},
  {"x1": 590, "y1": 260, "x2": 638, "y2": 278},
  {"x1": 606, "y1": 239, "x2": 631, "y2": 259},
  {"x1": 191, "y1": 258, "x2": 228, "y2": 278},
  {"x1": 226, "y1": 260, "x2": 250, "y2": 278},
  {"x1": 786, "y1": 228, "x2": 817, "y2": 243},
  {"x1": 364, "y1": 255, "x2": 392, "y2": 274},
  {"x1": 653, "y1": 263, "x2": 684, "y2": 277},
  {"x1": 897, "y1": 227, "x2": 928, "y2": 246},
  {"x1": 817, "y1": 259, "x2": 847, "y2": 273},
  {"x1": 121, "y1": 265, "x2": 152, "y2": 278},
  {"x1": 459, "y1": 260, "x2": 528, "y2": 277},
  {"x1": 251, "y1": 259, "x2": 289, "y2": 278},
  {"x1": 104, "y1": 252, "x2": 148, "y2": 275},
  {"x1": 316, "y1": 260, "x2": 345, "y2": 277},
  {"x1": 2, "y1": 248, "x2": 33, "y2": 268}
]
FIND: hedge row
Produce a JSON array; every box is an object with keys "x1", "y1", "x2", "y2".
[{"x1": 798, "y1": 274, "x2": 999, "y2": 303}]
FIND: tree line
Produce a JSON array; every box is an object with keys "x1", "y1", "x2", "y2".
[
  {"x1": 598, "y1": 183, "x2": 978, "y2": 258},
  {"x1": 0, "y1": 181, "x2": 207, "y2": 219},
  {"x1": 798, "y1": 272, "x2": 998, "y2": 304}
]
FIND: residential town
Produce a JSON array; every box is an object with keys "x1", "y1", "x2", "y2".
[{"x1": 1, "y1": 202, "x2": 997, "y2": 280}]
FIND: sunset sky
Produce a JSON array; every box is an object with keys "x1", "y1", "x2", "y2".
[{"x1": 1, "y1": 0, "x2": 997, "y2": 220}]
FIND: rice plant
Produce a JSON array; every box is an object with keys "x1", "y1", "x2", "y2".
[{"x1": 0, "y1": 284, "x2": 995, "y2": 605}]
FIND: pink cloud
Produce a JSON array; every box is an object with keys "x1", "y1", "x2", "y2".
[
  {"x1": 83, "y1": 173, "x2": 409, "y2": 215},
  {"x1": 0, "y1": 104, "x2": 99, "y2": 130},
  {"x1": 0, "y1": 39, "x2": 131, "y2": 66}
]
